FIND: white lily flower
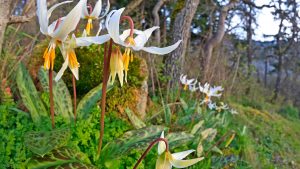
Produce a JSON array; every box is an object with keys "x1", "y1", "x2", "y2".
[
  {"x1": 215, "y1": 102, "x2": 229, "y2": 112},
  {"x1": 82, "y1": 0, "x2": 110, "y2": 35},
  {"x1": 156, "y1": 131, "x2": 204, "y2": 169},
  {"x1": 180, "y1": 74, "x2": 195, "y2": 91},
  {"x1": 189, "y1": 81, "x2": 199, "y2": 92},
  {"x1": 37, "y1": 0, "x2": 86, "y2": 70},
  {"x1": 54, "y1": 34, "x2": 110, "y2": 81},
  {"x1": 199, "y1": 83, "x2": 223, "y2": 104},
  {"x1": 208, "y1": 102, "x2": 216, "y2": 110},
  {"x1": 105, "y1": 8, "x2": 181, "y2": 85}
]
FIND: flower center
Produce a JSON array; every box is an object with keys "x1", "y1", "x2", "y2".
[
  {"x1": 109, "y1": 46, "x2": 125, "y2": 86},
  {"x1": 85, "y1": 18, "x2": 93, "y2": 36}
]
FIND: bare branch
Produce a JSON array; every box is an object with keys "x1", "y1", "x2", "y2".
[{"x1": 242, "y1": 0, "x2": 275, "y2": 9}]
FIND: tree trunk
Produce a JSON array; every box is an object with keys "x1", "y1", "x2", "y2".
[
  {"x1": 123, "y1": 0, "x2": 144, "y2": 15},
  {"x1": 164, "y1": 0, "x2": 200, "y2": 87},
  {"x1": 202, "y1": 0, "x2": 238, "y2": 81},
  {"x1": 152, "y1": 0, "x2": 166, "y2": 45},
  {"x1": 0, "y1": 0, "x2": 13, "y2": 55}
]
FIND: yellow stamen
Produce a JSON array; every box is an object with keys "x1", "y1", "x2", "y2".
[
  {"x1": 122, "y1": 37, "x2": 136, "y2": 82},
  {"x1": 43, "y1": 45, "x2": 56, "y2": 70},
  {"x1": 85, "y1": 18, "x2": 93, "y2": 36},
  {"x1": 68, "y1": 49, "x2": 79, "y2": 69},
  {"x1": 184, "y1": 84, "x2": 188, "y2": 90},
  {"x1": 205, "y1": 95, "x2": 210, "y2": 103}
]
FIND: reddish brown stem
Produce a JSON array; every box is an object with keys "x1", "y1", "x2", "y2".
[
  {"x1": 49, "y1": 70, "x2": 55, "y2": 129},
  {"x1": 121, "y1": 16, "x2": 135, "y2": 37},
  {"x1": 97, "y1": 40, "x2": 112, "y2": 156},
  {"x1": 72, "y1": 75, "x2": 77, "y2": 123},
  {"x1": 133, "y1": 138, "x2": 169, "y2": 169}
]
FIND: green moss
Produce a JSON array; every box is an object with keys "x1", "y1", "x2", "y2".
[{"x1": 171, "y1": 0, "x2": 186, "y2": 24}]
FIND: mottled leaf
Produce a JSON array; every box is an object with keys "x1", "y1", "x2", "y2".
[
  {"x1": 101, "y1": 125, "x2": 165, "y2": 161},
  {"x1": 24, "y1": 128, "x2": 71, "y2": 156},
  {"x1": 38, "y1": 67, "x2": 73, "y2": 123},
  {"x1": 26, "y1": 147, "x2": 96, "y2": 169},
  {"x1": 125, "y1": 108, "x2": 146, "y2": 129},
  {"x1": 16, "y1": 63, "x2": 48, "y2": 125},
  {"x1": 191, "y1": 120, "x2": 204, "y2": 135},
  {"x1": 167, "y1": 132, "x2": 194, "y2": 149},
  {"x1": 77, "y1": 83, "x2": 113, "y2": 120}
]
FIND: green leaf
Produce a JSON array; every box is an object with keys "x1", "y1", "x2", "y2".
[
  {"x1": 191, "y1": 120, "x2": 204, "y2": 135},
  {"x1": 180, "y1": 98, "x2": 189, "y2": 112},
  {"x1": 26, "y1": 147, "x2": 96, "y2": 169},
  {"x1": 162, "y1": 101, "x2": 171, "y2": 126},
  {"x1": 38, "y1": 67, "x2": 73, "y2": 123},
  {"x1": 101, "y1": 125, "x2": 165, "y2": 161},
  {"x1": 167, "y1": 132, "x2": 194, "y2": 149},
  {"x1": 125, "y1": 108, "x2": 146, "y2": 129},
  {"x1": 77, "y1": 83, "x2": 113, "y2": 120},
  {"x1": 16, "y1": 63, "x2": 48, "y2": 125},
  {"x1": 24, "y1": 128, "x2": 71, "y2": 156}
]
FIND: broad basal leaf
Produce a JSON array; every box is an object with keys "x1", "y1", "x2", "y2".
[
  {"x1": 26, "y1": 147, "x2": 97, "y2": 169},
  {"x1": 125, "y1": 108, "x2": 146, "y2": 129},
  {"x1": 24, "y1": 128, "x2": 71, "y2": 156},
  {"x1": 38, "y1": 67, "x2": 73, "y2": 123},
  {"x1": 101, "y1": 125, "x2": 165, "y2": 162},
  {"x1": 16, "y1": 63, "x2": 48, "y2": 125},
  {"x1": 77, "y1": 83, "x2": 113, "y2": 120}
]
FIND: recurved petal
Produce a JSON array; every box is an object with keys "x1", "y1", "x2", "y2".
[
  {"x1": 90, "y1": 0, "x2": 102, "y2": 17},
  {"x1": 52, "y1": 0, "x2": 87, "y2": 41},
  {"x1": 170, "y1": 156, "x2": 204, "y2": 168},
  {"x1": 37, "y1": 0, "x2": 48, "y2": 35},
  {"x1": 120, "y1": 29, "x2": 131, "y2": 42},
  {"x1": 55, "y1": 55, "x2": 69, "y2": 82},
  {"x1": 158, "y1": 131, "x2": 166, "y2": 155},
  {"x1": 142, "y1": 40, "x2": 182, "y2": 55},
  {"x1": 106, "y1": 8, "x2": 126, "y2": 45},
  {"x1": 155, "y1": 153, "x2": 172, "y2": 169},
  {"x1": 76, "y1": 34, "x2": 111, "y2": 46},
  {"x1": 133, "y1": 26, "x2": 159, "y2": 49},
  {"x1": 48, "y1": 1, "x2": 72, "y2": 19},
  {"x1": 172, "y1": 150, "x2": 195, "y2": 160}
]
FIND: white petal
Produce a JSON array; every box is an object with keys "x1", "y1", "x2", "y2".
[
  {"x1": 120, "y1": 29, "x2": 131, "y2": 42},
  {"x1": 70, "y1": 67, "x2": 79, "y2": 80},
  {"x1": 158, "y1": 131, "x2": 166, "y2": 155},
  {"x1": 172, "y1": 150, "x2": 195, "y2": 160},
  {"x1": 81, "y1": 0, "x2": 89, "y2": 18},
  {"x1": 142, "y1": 40, "x2": 182, "y2": 55},
  {"x1": 134, "y1": 26, "x2": 159, "y2": 49},
  {"x1": 90, "y1": 0, "x2": 102, "y2": 17},
  {"x1": 55, "y1": 55, "x2": 69, "y2": 82},
  {"x1": 37, "y1": 0, "x2": 48, "y2": 34},
  {"x1": 106, "y1": 8, "x2": 126, "y2": 45},
  {"x1": 76, "y1": 34, "x2": 110, "y2": 46},
  {"x1": 48, "y1": 1, "x2": 72, "y2": 19},
  {"x1": 170, "y1": 156, "x2": 204, "y2": 168},
  {"x1": 96, "y1": 22, "x2": 103, "y2": 36},
  {"x1": 52, "y1": 0, "x2": 87, "y2": 41},
  {"x1": 48, "y1": 17, "x2": 65, "y2": 35}
]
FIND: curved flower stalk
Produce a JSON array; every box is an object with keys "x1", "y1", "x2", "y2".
[
  {"x1": 37, "y1": 0, "x2": 86, "y2": 70},
  {"x1": 104, "y1": 8, "x2": 182, "y2": 86},
  {"x1": 156, "y1": 131, "x2": 204, "y2": 169},
  {"x1": 82, "y1": 0, "x2": 110, "y2": 35},
  {"x1": 199, "y1": 83, "x2": 223, "y2": 104},
  {"x1": 180, "y1": 74, "x2": 196, "y2": 90},
  {"x1": 54, "y1": 34, "x2": 110, "y2": 81}
]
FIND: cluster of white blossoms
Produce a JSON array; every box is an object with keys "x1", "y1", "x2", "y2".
[
  {"x1": 37, "y1": 0, "x2": 181, "y2": 84},
  {"x1": 180, "y1": 74, "x2": 238, "y2": 114}
]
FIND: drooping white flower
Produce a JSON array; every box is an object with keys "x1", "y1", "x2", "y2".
[
  {"x1": 37, "y1": 0, "x2": 86, "y2": 70},
  {"x1": 199, "y1": 83, "x2": 223, "y2": 104},
  {"x1": 103, "y1": 8, "x2": 181, "y2": 86},
  {"x1": 82, "y1": 0, "x2": 110, "y2": 35},
  {"x1": 180, "y1": 74, "x2": 195, "y2": 90},
  {"x1": 215, "y1": 102, "x2": 229, "y2": 112},
  {"x1": 156, "y1": 131, "x2": 204, "y2": 169}
]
